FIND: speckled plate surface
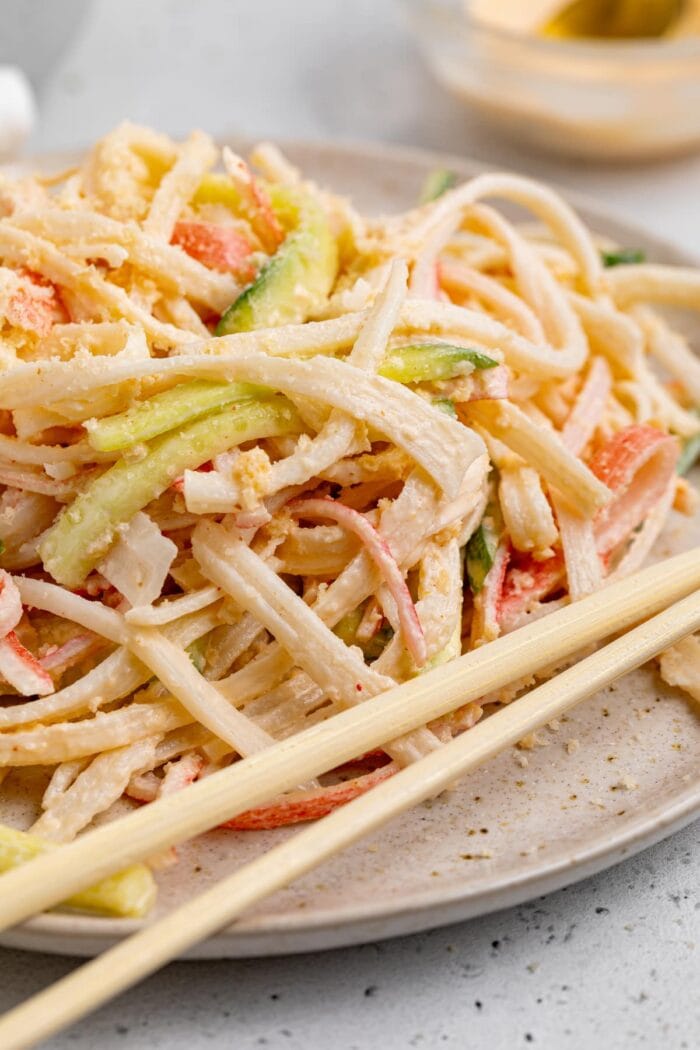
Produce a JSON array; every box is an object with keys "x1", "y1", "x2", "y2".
[{"x1": 0, "y1": 140, "x2": 698, "y2": 959}]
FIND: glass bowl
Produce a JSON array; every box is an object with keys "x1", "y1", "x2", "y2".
[{"x1": 403, "y1": 0, "x2": 700, "y2": 160}]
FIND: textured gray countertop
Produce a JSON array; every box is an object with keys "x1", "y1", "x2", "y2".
[{"x1": 0, "y1": 1, "x2": 698, "y2": 1047}]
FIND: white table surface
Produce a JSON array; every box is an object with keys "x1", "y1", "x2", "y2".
[{"x1": 0, "y1": 1, "x2": 698, "y2": 1047}]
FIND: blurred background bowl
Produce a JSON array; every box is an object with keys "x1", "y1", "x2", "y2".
[
  {"x1": 0, "y1": 0, "x2": 92, "y2": 88},
  {"x1": 403, "y1": 0, "x2": 700, "y2": 161}
]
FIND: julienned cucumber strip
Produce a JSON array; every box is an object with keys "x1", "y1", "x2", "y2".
[
  {"x1": 433, "y1": 397, "x2": 457, "y2": 418},
  {"x1": 601, "y1": 248, "x2": 645, "y2": 268},
  {"x1": 187, "y1": 636, "x2": 207, "y2": 674},
  {"x1": 41, "y1": 397, "x2": 302, "y2": 588},
  {"x1": 333, "y1": 608, "x2": 362, "y2": 647},
  {"x1": 466, "y1": 522, "x2": 498, "y2": 594},
  {"x1": 332, "y1": 606, "x2": 393, "y2": 662},
  {"x1": 216, "y1": 186, "x2": 338, "y2": 334},
  {"x1": 86, "y1": 379, "x2": 268, "y2": 452},
  {"x1": 0, "y1": 824, "x2": 156, "y2": 918},
  {"x1": 379, "y1": 343, "x2": 498, "y2": 384},
  {"x1": 194, "y1": 172, "x2": 246, "y2": 212},
  {"x1": 678, "y1": 415, "x2": 700, "y2": 476},
  {"x1": 419, "y1": 168, "x2": 457, "y2": 204},
  {"x1": 424, "y1": 617, "x2": 462, "y2": 672}
]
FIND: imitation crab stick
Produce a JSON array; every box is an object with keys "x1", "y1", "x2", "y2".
[
  {"x1": 498, "y1": 423, "x2": 681, "y2": 628},
  {"x1": 290, "y1": 497, "x2": 427, "y2": 667},
  {"x1": 171, "y1": 221, "x2": 255, "y2": 279},
  {"x1": 220, "y1": 763, "x2": 398, "y2": 831}
]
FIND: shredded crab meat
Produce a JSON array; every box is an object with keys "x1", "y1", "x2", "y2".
[
  {"x1": 39, "y1": 633, "x2": 103, "y2": 674},
  {"x1": 290, "y1": 497, "x2": 427, "y2": 667},
  {"x1": 554, "y1": 356, "x2": 613, "y2": 599},
  {"x1": 222, "y1": 147, "x2": 285, "y2": 253},
  {"x1": 219, "y1": 762, "x2": 398, "y2": 831},
  {"x1": 590, "y1": 424, "x2": 680, "y2": 556},
  {"x1": 98, "y1": 512, "x2": 178, "y2": 607},
  {"x1": 158, "y1": 751, "x2": 204, "y2": 798}
]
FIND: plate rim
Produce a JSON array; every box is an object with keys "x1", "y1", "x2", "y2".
[{"x1": 2, "y1": 136, "x2": 698, "y2": 958}]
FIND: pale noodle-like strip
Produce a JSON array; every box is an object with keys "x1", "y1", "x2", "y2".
[
  {"x1": 248, "y1": 142, "x2": 301, "y2": 185},
  {"x1": 265, "y1": 259, "x2": 408, "y2": 487},
  {"x1": 4, "y1": 350, "x2": 481, "y2": 500},
  {"x1": 633, "y1": 304, "x2": 700, "y2": 407},
  {"x1": 194, "y1": 521, "x2": 443, "y2": 765},
  {"x1": 469, "y1": 203, "x2": 585, "y2": 360},
  {"x1": 638, "y1": 367, "x2": 700, "y2": 438},
  {"x1": 439, "y1": 259, "x2": 545, "y2": 342},
  {"x1": 204, "y1": 614, "x2": 266, "y2": 682},
  {"x1": 498, "y1": 467, "x2": 558, "y2": 555},
  {"x1": 125, "y1": 627, "x2": 274, "y2": 756},
  {"x1": 159, "y1": 295, "x2": 212, "y2": 337},
  {"x1": 561, "y1": 357, "x2": 613, "y2": 457},
  {"x1": 12, "y1": 208, "x2": 238, "y2": 313},
  {"x1": 41, "y1": 758, "x2": 89, "y2": 810},
  {"x1": 0, "y1": 464, "x2": 84, "y2": 499},
  {"x1": 125, "y1": 585, "x2": 221, "y2": 626},
  {"x1": 0, "y1": 225, "x2": 193, "y2": 347},
  {"x1": 0, "y1": 134, "x2": 695, "y2": 847},
  {"x1": 412, "y1": 172, "x2": 603, "y2": 293},
  {"x1": 211, "y1": 475, "x2": 441, "y2": 708},
  {"x1": 0, "y1": 699, "x2": 186, "y2": 766},
  {"x1": 0, "y1": 607, "x2": 220, "y2": 729},
  {"x1": 144, "y1": 129, "x2": 217, "y2": 241},
  {"x1": 276, "y1": 524, "x2": 357, "y2": 577},
  {"x1": 319, "y1": 447, "x2": 410, "y2": 487},
  {"x1": 552, "y1": 357, "x2": 613, "y2": 600},
  {"x1": 615, "y1": 380, "x2": 654, "y2": 423},
  {"x1": 607, "y1": 264, "x2": 700, "y2": 312},
  {"x1": 0, "y1": 491, "x2": 56, "y2": 558},
  {"x1": 0, "y1": 435, "x2": 110, "y2": 466},
  {"x1": 79, "y1": 122, "x2": 177, "y2": 219},
  {"x1": 409, "y1": 215, "x2": 455, "y2": 298},
  {"x1": 14, "y1": 577, "x2": 127, "y2": 644},
  {"x1": 184, "y1": 260, "x2": 408, "y2": 513},
  {"x1": 193, "y1": 521, "x2": 393, "y2": 704},
  {"x1": 32, "y1": 736, "x2": 159, "y2": 843},
  {"x1": 290, "y1": 497, "x2": 427, "y2": 666},
  {"x1": 463, "y1": 400, "x2": 610, "y2": 517}
]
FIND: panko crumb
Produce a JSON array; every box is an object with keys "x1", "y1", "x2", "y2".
[
  {"x1": 658, "y1": 635, "x2": 700, "y2": 705},
  {"x1": 565, "y1": 738, "x2": 580, "y2": 755},
  {"x1": 674, "y1": 477, "x2": 699, "y2": 516},
  {"x1": 517, "y1": 731, "x2": 547, "y2": 751},
  {"x1": 515, "y1": 753, "x2": 529, "y2": 768},
  {"x1": 612, "y1": 774, "x2": 638, "y2": 791}
]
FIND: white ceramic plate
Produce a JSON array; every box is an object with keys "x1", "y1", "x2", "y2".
[{"x1": 0, "y1": 140, "x2": 698, "y2": 959}]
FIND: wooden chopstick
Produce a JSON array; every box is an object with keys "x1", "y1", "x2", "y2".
[
  {"x1": 2, "y1": 584, "x2": 700, "y2": 1049},
  {"x1": 0, "y1": 549, "x2": 699, "y2": 943}
]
